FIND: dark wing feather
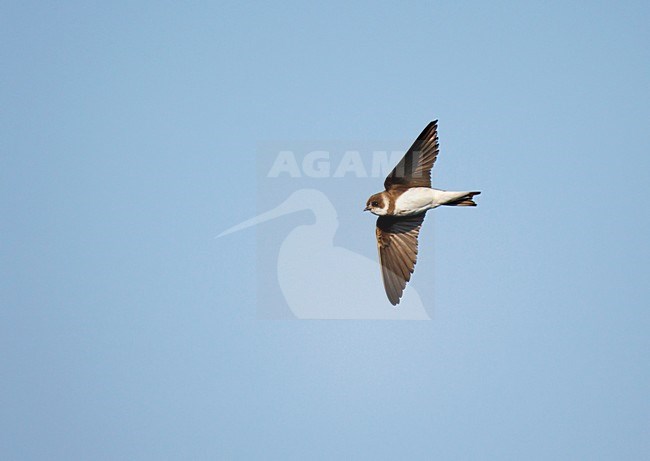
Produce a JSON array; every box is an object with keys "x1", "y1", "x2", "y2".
[
  {"x1": 376, "y1": 214, "x2": 426, "y2": 305},
  {"x1": 384, "y1": 121, "x2": 440, "y2": 190}
]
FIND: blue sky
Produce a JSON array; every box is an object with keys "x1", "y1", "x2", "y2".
[{"x1": 1, "y1": 1, "x2": 649, "y2": 459}]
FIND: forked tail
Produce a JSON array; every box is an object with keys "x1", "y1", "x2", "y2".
[{"x1": 442, "y1": 191, "x2": 481, "y2": 207}]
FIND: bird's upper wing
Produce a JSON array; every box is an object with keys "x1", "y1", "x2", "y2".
[
  {"x1": 376, "y1": 213, "x2": 426, "y2": 305},
  {"x1": 384, "y1": 120, "x2": 440, "y2": 190}
]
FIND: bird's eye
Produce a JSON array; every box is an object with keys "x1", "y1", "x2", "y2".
[{"x1": 372, "y1": 201, "x2": 379, "y2": 207}]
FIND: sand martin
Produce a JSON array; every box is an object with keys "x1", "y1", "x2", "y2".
[{"x1": 365, "y1": 120, "x2": 480, "y2": 305}]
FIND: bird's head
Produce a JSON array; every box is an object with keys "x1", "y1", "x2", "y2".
[{"x1": 364, "y1": 192, "x2": 389, "y2": 216}]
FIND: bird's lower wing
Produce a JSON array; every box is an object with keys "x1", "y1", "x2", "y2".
[{"x1": 376, "y1": 214, "x2": 425, "y2": 305}]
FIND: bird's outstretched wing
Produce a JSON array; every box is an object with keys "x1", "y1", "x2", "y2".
[
  {"x1": 376, "y1": 213, "x2": 426, "y2": 305},
  {"x1": 384, "y1": 120, "x2": 439, "y2": 190}
]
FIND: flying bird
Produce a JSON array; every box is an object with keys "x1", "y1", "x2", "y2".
[{"x1": 365, "y1": 120, "x2": 480, "y2": 305}]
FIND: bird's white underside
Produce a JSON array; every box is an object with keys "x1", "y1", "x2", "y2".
[{"x1": 392, "y1": 187, "x2": 471, "y2": 216}]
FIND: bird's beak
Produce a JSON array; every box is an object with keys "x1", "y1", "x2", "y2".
[{"x1": 364, "y1": 206, "x2": 371, "y2": 212}]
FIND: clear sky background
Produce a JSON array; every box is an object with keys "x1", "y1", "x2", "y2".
[{"x1": 2, "y1": 1, "x2": 649, "y2": 459}]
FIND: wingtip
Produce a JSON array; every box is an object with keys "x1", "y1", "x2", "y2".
[
  {"x1": 386, "y1": 293, "x2": 400, "y2": 306},
  {"x1": 422, "y1": 120, "x2": 438, "y2": 135}
]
